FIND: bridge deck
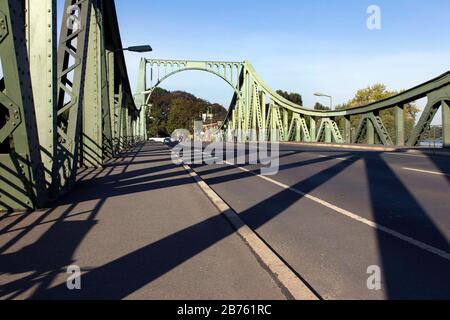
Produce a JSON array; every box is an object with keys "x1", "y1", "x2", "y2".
[{"x1": 0, "y1": 143, "x2": 286, "y2": 299}]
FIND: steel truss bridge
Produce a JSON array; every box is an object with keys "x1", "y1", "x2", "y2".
[
  {"x1": 0, "y1": 1, "x2": 146, "y2": 212},
  {"x1": 136, "y1": 59, "x2": 450, "y2": 146},
  {"x1": 0, "y1": 0, "x2": 449, "y2": 213}
]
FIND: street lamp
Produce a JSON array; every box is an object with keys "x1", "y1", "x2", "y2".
[
  {"x1": 314, "y1": 92, "x2": 333, "y2": 110},
  {"x1": 116, "y1": 45, "x2": 153, "y2": 53}
]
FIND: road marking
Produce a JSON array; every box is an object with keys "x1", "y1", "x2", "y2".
[
  {"x1": 172, "y1": 150, "x2": 319, "y2": 300},
  {"x1": 385, "y1": 152, "x2": 427, "y2": 158},
  {"x1": 403, "y1": 167, "x2": 450, "y2": 177},
  {"x1": 223, "y1": 161, "x2": 450, "y2": 261},
  {"x1": 317, "y1": 154, "x2": 354, "y2": 162}
]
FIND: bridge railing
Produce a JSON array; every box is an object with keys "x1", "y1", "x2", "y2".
[
  {"x1": 0, "y1": 0, "x2": 144, "y2": 212},
  {"x1": 225, "y1": 62, "x2": 450, "y2": 147}
]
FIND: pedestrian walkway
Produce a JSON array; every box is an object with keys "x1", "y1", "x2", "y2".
[{"x1": 0, "y1": 142, "x2": 286, "y2": 299}]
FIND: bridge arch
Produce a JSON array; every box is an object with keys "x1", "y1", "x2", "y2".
[{"x1": 140, "y1": 60, "x2": 245, "y2": 106}]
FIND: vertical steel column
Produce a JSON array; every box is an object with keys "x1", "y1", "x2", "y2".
[
  {"x1": 115, "y1": 84, "x2": 123, "y2": 149},
  {"x1": 343, "y1": 116, "x2": 351, "y2": 143},
  {"x1": 366, "y1": 116, "x2": 375, "y2": 144},
  {"x1": 244, "y1": 71, "x2": 250, "y2": 136},
  {"x1": 107, "y1": 50, "x2": 117, "y2": 153},
  {"x1": 0, "y1": 0, "x2": 47, "y2": 210},
  {"x1": 310, "y1": 117, "x2": 316, "y2": 141},
  {"x1": 134, "y1": 114, "x2": 138, "y2": 141},
  {"x1": 295, "y1": 118, "x2": 301, "y2": 141},
  {"x1": 260, "y1": 91, "x2": 266, "y2": 130},
  {"x1": 251, "y1": 85, "x2": 257, "y2": 140},
  {"x1": 124, "y1": 106, "x2": 129, "y2": 147},
  {"x1": 283, "y1": 109, "x2": 289, "y2": 140},
  {"x1": 443, "y1": 100, "x2": 450, "y2": 148},
  {"x1": 81, "y1": 1, "x2": 103, "y2": 167},
  {"x1": 271, "y1": 107, "x2": 278, "y2": 141},
  {"x1": 394, "y1": 105, "x2": 405, "y2": 146},
  {"x1": 142, "y1": 105, "x2": 148, "y2": 140},
  {"x1": 136, "y1": 58, "x2": 147, "y2": 141},
  {"x1": 54, "y1": 0, "x2": 91, "y2": 194},
  {"x1": 25, "y1": 0, "x2": 57, "y2": 189},
  {"x1": 324, "y1": 119, "x2": 332, "y2": 143},
  {"x1": 135, "y1": 58, "x2": 146, "y2": 108},
  {"x1": 119, "y1": 104, "x2": 125, "y2": 147},
  {"x1": 98, "y1": 1, "x2": 113, "y2": 159}
]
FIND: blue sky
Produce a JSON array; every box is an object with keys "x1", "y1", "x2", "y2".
[{"x1": 60, "y1": 0, "x2": 450, "y2": 121}]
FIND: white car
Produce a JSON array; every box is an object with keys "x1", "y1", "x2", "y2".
[
  {"x1": 149, "y1": 137, "x2": 166, "y2": 143},
  {"x1": 149, "y1": 137, "x2": 172, "y2": 144}
]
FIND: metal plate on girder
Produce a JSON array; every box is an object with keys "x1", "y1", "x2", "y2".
[
  {"x1": 0, "y1": 11, "x2": 8, "y2": 44},
  {"x1": 0, "y1": 92, "x2": 21, "y2": 144}
]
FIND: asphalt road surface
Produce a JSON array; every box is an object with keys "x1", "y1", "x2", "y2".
[
  {"x1": 0, "y1": 143, "x2": 287, "y2": 300},
  {"x1": 186, "y1": 143, "x2": 450, "y2": 300}
]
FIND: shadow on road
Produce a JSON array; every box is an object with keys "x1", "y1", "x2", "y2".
[{"x1": 0, "y1": 142, "x2": 449, "y2": 299}]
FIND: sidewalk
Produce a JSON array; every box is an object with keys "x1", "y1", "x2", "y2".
[{"x1": 0, "y1": 142, "x2": 286, "y2": 299}]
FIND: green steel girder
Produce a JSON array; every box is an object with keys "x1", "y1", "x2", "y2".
[
  {"x1": 443, "y1": 100, "x2": 450, "y2": 148},
  {"x1": 315, "y1": 118, "x2": 344, "y2": 143},
  {"x1": 142, "y1": 59, "x2": 245, "y2": 100},
  {"x1": 25, "y1": 0, "x2": 57, "y2": 190},
  {"x1": 81, "y1": 0, "x2": 104, "y2": 167},
  {"x1": 353, "y1": 113, "x2": 393, "y2": 146},
  {"x1": 139, "y1": 59, "x2": 450, "y2": 146},
  {"x1": 343, "y1": 116, "x2": 352, "y2": 143},
  {"x1": 373, "y1": 114, "x2": 394, "y2": 146},
  {"x1": 80, "y1": 0, "x2": 143, "y2": 165},
  {"x1": 0, "y1": 0, "x2": 142, "y2": 212},
  {"x1": 407, "y1": 87, "x2": 450, "y2": 146},
  {"x1": 99, "y1": 4, "x2": 114, "y2": 160},
  {"x1": 244, "y1": 62, "x2": 450, "y2": 118},
  {"x1": 287, "y1": 114, "x2": 311, "y2": 142},
  {"x1": 0, "y1": 0, "x2": 47, "y2": 211},
  {"x1": 53, "y1": 0, "x2": 92, "y2": 195},
  {"x1": 115, "y1": 86, "x2": 126, "y2": 148},
  {"x1": 272, "y1": 106, "x2": 286, "y2": 141},
  {"x1": 80, "y1": 0, "x2": 115, "y2": 167},
  {"x1": 393, "y1": 105, "x2": 405, "y2": 146},
  {"x1": 137, "y1": 59, "x2": 246, "y2": 139}
]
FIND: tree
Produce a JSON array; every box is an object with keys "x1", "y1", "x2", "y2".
[
  {"x1": 314, "y1": 102, "x2": 330, "y2": 111},
  {"x1": 276, "y1": 90, "x2": 303, "y2": 106},
  {"x1": 147, "y1": 88, "x2": 228, "y2": 136},
  {"x1": 166, "y1": 98, "x2": 195, "y2": 135},
  {"x1": 337, "y1": 84, "x2": 420, "y2": 143}
]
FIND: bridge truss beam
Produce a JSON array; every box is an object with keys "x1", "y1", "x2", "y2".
[
  {"x1": 0, "y1": 0, "x2": 144, "y2": 212},
  {"x1": 138, "y1": 59, "x2": 450, "y2": 147}
]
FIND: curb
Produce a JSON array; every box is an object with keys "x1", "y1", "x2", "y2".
[
  {"x1": 170, "y1": 150, "x2": 319, "y2": 301},
  {"x1": 283, "y1": 142, "x2": 397, "y2": 152},
  {"x1": 283, "y1": 142, "x2": 450, "y2": 157}
]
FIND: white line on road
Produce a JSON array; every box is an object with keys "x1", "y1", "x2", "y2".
[
  {"x1": 223, "y1": 161, "x2": 450, "y2": 261},
  {"x1": 172, "y1": 150, "x2": 319, "y2": 300},
  {"x1": 403, "y1": 167, "x2": 450, "y2": 177},
  {"x1": 385, "y1": 152, "x2": 427, "y2": 158},
  {"x1": 317, "y1": 154, "x2": 354, "y2": 162}
]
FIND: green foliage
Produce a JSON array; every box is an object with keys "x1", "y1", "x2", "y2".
[
  {"x1": 276, "y1": 90, "x2": 303, "y2": 106},
  {"x1": 146, "y1": 88, "x2": 228, "y2": 137},
  {"x1": 314, "y1": 102, "x2": 330, "y2": 111},
  {"x1": 336, "y1": 84, "x2": 420, "y2": 143}
]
